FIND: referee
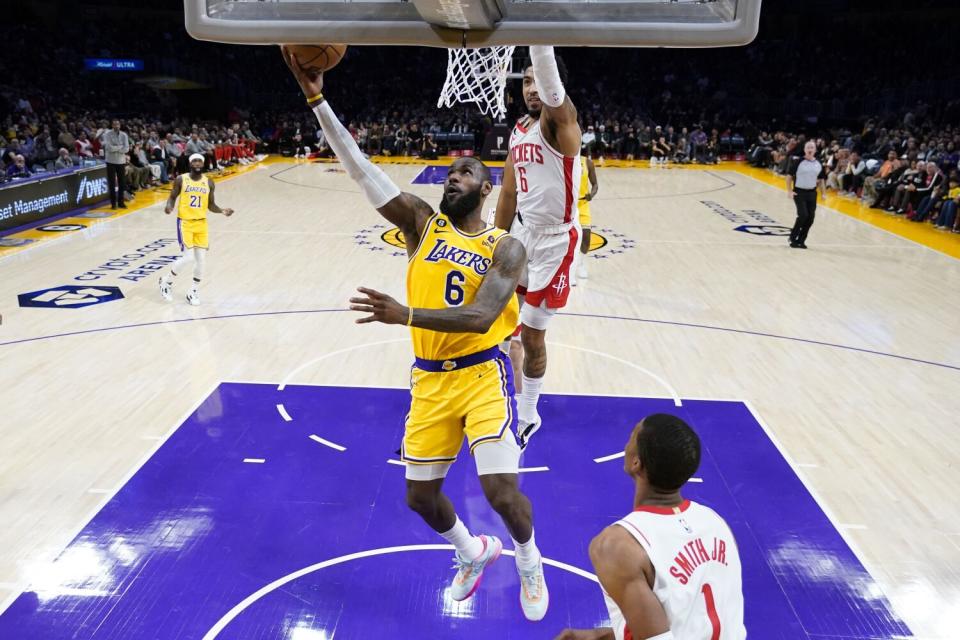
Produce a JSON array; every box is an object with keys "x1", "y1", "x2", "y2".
[{"x1": 786, "y1": 140, "x2": 827, "y2": 249}]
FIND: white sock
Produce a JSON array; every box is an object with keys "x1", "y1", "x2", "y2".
[
  {"x1": 440, "y1": 517, "x2": 484, "y2": 561},
  {"x1": 512, "y1": 530, "x2": 541, "y2": 571},
  {"x1": 168, "y1": 252, "x2": 191, "y2": 278},
  {"x1": 518, "y1": 374, "x2": 544, "y2": 423}
]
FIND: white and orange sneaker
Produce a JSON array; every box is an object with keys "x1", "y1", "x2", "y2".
[
  {"x1": 518, "y1": 560, "x2": 549, "y2": 621},
  {"x1": 449, "y1": 535, "x2": 502, "y2": 602}
]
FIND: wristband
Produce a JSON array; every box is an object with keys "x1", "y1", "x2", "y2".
[{"x1": 407, "y1": 307, "x2": 414, "y2": 326}]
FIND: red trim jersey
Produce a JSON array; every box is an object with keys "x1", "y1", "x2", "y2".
[
  {"x1": 605, "y1": 500, "x2": 746, "y2": 640},
  {"x1": 509, "y1": 117, "x2": 581, "y2": 229}
]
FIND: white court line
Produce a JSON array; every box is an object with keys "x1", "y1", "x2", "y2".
[
  {"x1": 309, "y1": 434, "x2": 346, "y2": 452},
  {"x1": 278, "y1": 338, "x2": 410, "y2": 390},
  {"x1": 386, "y1": 459, "x2": 405, "y2": 466},
  {"x1": 243, "y1": 458, "x2": 266, "y2": 464},
  {"x1": 688, "y1": 477, "x2": 704, "y2": 483},
  {"x1": 741, "y1": 400, "x2": 909, "y2": 623},
  {"x1": 200, "y1": 544, "x2": 598, "y2": 640},
  {"x1": 546, "y1": 341, "x2": 682, "y2": 407},
  {"x1": 593, "y1": 451, "x2": 625, "y2": 463},
  {"x1": 943, "y1": 533, "x2": 960, "y2": 553},
  {"x1": 276, "y1": 403, "x2": 292, "y2": 422},
  {"x1": 0, "y1": 379, "x2": 222, "y2": 618}
]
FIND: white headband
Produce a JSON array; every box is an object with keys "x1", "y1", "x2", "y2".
[{"x1": 189, "y1": 153, "x2": 204, "y2": 163}]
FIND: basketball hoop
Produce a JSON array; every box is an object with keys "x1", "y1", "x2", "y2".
[{"x1": 437, "y1": 46, "x2": 516, "y2": 119}]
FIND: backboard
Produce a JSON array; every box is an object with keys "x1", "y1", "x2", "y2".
[{"x1": 184, "y1": 0, "x2": 762, "y2": 48}]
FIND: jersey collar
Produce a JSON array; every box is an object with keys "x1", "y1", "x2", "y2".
[{"x1": 633, "y1": 499, "x2": 691, "y2": 515}]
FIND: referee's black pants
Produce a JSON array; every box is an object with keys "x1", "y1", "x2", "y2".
[
  {"x1": 106, "y1": 162, "x2": 127, "y2": 208},
  {"x1": 790, "y1": 188, "x2": 817, "y2": 245}
]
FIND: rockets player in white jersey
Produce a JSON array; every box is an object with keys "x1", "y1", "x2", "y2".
[
  {"x1": 554, "y1": 414, "x2": 746, "y2": 640},
  {"x1": 495, "y1": 47, "x2": 582, "y2": 449}
]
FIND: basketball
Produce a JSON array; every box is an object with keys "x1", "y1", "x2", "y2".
[{"x1": 286, "y1": 44, "x2": 347, "y2": 75}]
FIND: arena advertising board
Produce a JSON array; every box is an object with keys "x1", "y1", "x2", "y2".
[{"x1": 0, "y1": 167, "x2": 110, "y2": 233}]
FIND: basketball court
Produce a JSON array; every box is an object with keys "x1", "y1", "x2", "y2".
[
  {"x1": 2, "y1": 157, "x2": 959, "y2": 638},
  {"x1": 3, "y1": 0, "x2": 960, "y2": 637}
]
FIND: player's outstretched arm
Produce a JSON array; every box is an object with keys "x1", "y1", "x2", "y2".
[
  {"x1": 281, "y1": 46, "x2": 430, "y2": 248},
  {"x1": 530, "y1": 46, "x2": 581, "y2": 157},
  {"x1": 164, "y1": 175, "x2": 182, "y2": 214},
  {"x1": 494, "y1": 153, "x2": 519, "y2": 231},
  {"x1": 590, "y1": 526, "x2": 671, "y2": 640},
  {"x1": 349, "y1": 236, "x2": 526, "y2": 334},
  {"x1": 207, "y1": 179, "x2": 234, "y2": 216}
]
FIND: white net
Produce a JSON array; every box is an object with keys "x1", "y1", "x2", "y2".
[{"x1": 437, "y1": 46, "x2": 517, "y2": 119}]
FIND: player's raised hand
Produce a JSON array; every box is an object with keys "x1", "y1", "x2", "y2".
[
  {"x1": 280, "y1": 45, "x2": 324, "y2": 99},
  {"x1": 350, "y1": 287, "x2": 408, "y2": 325}
]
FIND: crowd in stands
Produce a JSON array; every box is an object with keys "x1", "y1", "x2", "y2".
[
  {"x1": 0, "y1": 104, "x2": 263, "y2": 193},
  {"x1": 745, "y1": 110, "x2": 960, "y2": 232},
  {"x1": 1, "y1": 0, "x2": 958, "y2": 230}
]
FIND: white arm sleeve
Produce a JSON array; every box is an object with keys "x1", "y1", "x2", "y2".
[
  {"x1": 311, "y1": 101, "x2": 401, "y2": 209},
  {"x1": 529, "y1": 46, "x2": 566, "y2": 108}
]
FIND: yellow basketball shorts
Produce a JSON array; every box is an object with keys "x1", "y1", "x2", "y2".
[
  {"x1": 402, "y1": 347, "x2": 518, "y2": 465},
  {"x1": 578, "y1": 201, "x2": 592, "y2": 227},
  {"x1": 177, "y1": 218, "x2": 209, "y2": 250}
]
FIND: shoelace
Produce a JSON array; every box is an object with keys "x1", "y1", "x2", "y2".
[
  {"x1": 519, "y1": 569, "x2": 541, "y2": 597},
  {"x1": 451, "y1": 555, "x2": 477, "y2": 574}
]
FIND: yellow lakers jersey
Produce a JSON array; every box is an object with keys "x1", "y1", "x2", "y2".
[
  {"x1": 577, "y1": 157, "x2": 590, "y2": 207},
  {"x1": 178, "y1": 175, "x2": 210, "y2": 221},
  {"x1": 407, "y1": 212, "x2": 520, "y2": 360}
]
